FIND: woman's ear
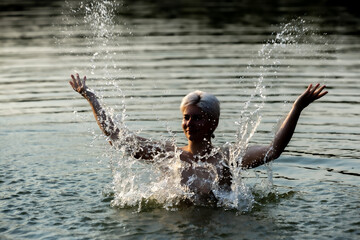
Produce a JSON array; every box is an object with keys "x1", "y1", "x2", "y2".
[{"x1": 213, "y1": 118, "x2": 219, "y2": 128}]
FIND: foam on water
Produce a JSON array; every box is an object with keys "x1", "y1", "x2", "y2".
[{"x1": 63, "y1": 1, "x2": 329, "y2": 212}]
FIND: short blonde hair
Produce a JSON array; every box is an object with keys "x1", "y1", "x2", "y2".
[{"x1": 180, "y1": 90, "x2": 220, "y2": 119}]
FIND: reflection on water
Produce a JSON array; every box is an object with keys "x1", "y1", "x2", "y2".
[{"x1": 0, "y1": 0, "x2": 359, "y2": 239}]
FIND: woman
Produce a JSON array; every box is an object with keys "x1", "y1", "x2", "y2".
[{"x1": 69, "y1": 73, "x2": 328, "y2": 201}]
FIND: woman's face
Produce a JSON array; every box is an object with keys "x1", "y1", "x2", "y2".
[{"x1": 182, "y1": 105, "x2": 218, "y2": 142}]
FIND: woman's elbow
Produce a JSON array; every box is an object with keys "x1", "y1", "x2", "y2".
[
  {"x1": 273, "y1": 150, "x2": 282, "y2": 159},
  {"x1": 267, "y1": 149, "x2": 282, "y2": 163}
]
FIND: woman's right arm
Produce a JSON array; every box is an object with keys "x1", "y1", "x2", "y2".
[
  {"x1": 69, "y1": 73, "x2": 174, "y2": 160},
  {"x1": 69, "y1": 73, "x2": 120, "y2": 142}
]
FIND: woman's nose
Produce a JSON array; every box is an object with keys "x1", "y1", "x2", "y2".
[{"x1": 187, "y1": 117, "x2": 194, "y2": 126}]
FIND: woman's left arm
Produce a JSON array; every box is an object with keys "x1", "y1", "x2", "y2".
[{"x1": 240, "y1": 83, "x2": 328, "y2": 169}]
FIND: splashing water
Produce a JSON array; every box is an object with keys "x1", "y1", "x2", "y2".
[
  {"x1": 63, "y1": 3, "x2": 327, "y2": 212},
  {"x1": 82, "y1": 0, "x2": 118, "y2": 76},
  {"x1": 225, "y1": 18, "x2": 330, "y2": 211}
]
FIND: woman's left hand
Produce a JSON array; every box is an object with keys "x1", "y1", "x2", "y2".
[{"x1": 294, "y1": 83, "x2": 328, "y2": 111}]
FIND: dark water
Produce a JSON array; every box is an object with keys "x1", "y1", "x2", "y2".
[{"x1": 1, "y1": 0, "x2": 360, "y2": 239}]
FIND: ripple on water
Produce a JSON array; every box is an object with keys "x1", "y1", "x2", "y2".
[{"x1": 1, "y1": 0, "x2": 360, "y2": 239}]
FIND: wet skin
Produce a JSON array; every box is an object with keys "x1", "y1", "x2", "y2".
[
  {"x1": 180, "y1": 105, "x2": 231, "y2": 195},
  {"x1": 181, "y1": 105, "x2": 217, "y2": 143}
]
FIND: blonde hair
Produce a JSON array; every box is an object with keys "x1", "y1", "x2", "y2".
[{"x1": 180, "y1": 90, "x2": 220, "y2": 119}]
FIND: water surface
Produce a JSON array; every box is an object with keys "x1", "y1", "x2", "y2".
[{"x1": 1, "y1": 0, "x2": 359, "y2": 239}]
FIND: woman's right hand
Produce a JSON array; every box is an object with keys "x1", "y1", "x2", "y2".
[{"x1": 69, "y1": 73, "x2": 88, "y2": 97}]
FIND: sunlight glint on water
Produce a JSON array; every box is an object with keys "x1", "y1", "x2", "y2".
[{"x1": 1, "y1": 0, "x2": 360, "y2": 239}]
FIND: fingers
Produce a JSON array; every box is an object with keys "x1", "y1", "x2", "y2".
[
  {"x1": 313, "y1": 84, "x2": 327, "y2": 98},
  {"x1": 75, "y1": 73, "x2": 82, "y2": 87},
  {"x1": 309, "y1": 83, "x2": 320, "y2": 95},
  {"x1": 314, "y1": 85, "x2": 325, "y2": 97},
  {"x1": 70, "y1": 73, "x2": 87, "y2": 93},
  {"x1": 316, "y1": 90, "x2": 328, "y2": 99},
  {"x1": 306, "y1": 84, "x2": 312, "y2": 93},
  {"x1": 308, "y1": 83, "x2": 328, "y2": 100},
  {"x1": 70, "y1": 74, "x2": 78, "y2": 89},
  {"x1": 314, "y1": 84, "x2": 325, "y2": 94}
]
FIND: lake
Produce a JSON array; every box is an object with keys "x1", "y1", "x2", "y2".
[{"x1": 1, "y1": 0, "x2": 359, "y2": 239}]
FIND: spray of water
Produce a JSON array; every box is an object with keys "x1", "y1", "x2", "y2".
[
  {"x1": 63, "y1": 2, "x2": 327, "y2": 212},
  {"x1": 221, "y1": 17, "x2": 330, "y2": 211}
]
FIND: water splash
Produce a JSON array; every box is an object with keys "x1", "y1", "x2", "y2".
[
  {"x1": 59, "y1": 0, "x2": 123, "y2": 81},
  {"x1": 224, "y1": 18, "x2": 330, "y2": 211},
  {"x1": 114, "y1": 18, "x2": 324, "y2": 211},
  {"x1": 62, "y1": 4, "x2": 328, "y2": 212},
  {"x1": 82, "y1": 0, "x2": 119, "y2": 75}
]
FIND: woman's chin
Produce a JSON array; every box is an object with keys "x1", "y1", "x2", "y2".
[{"x1": 187, "y1": 135, "x2": 209, "y2": 143}]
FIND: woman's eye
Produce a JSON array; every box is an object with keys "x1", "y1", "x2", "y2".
[{"x1": 195, "y1": 116, "x2": 203, "y2": 121}]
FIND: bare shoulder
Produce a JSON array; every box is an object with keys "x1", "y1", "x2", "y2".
[
  {"x1": 179, "y1": 146, "x2": 193, "y2": 164},
  {"x1": 179, "y1": 146, "x2": 188, "y2": 151}
]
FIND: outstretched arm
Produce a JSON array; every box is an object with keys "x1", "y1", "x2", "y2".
[
  {"x1": 240, "y1": 83, "x2": 328, "y2": 169},
  {"x1": 69, "y1": 73, "x2": 119, "y2": 142},
  {"x1": 69, "y1": 73, "x2": 173, "y2": 160}
]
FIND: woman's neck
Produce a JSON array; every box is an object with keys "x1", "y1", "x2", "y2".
[{"x1": 186, "y1": 139, "x2": 213, "y2": 156}]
